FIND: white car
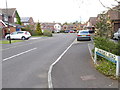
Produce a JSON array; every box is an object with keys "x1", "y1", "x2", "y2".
[
  {"x1": 113, "y1": 28, "x2": 120, "y2": 40},
  {"x1": 5, "y1": 31, "x2": 31, "y2": 40}
]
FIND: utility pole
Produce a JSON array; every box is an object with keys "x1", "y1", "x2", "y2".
[{"x1": 6, "y1": 0, "x2": 11, "y2": 44}]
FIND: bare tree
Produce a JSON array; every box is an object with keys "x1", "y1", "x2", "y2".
[{"x1": 99, "y1": 0, "x2": 120, "y2": 12}]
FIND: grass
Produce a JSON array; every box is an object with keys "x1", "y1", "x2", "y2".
[
  {"x1": 32, "y1": 35, "x2": 48, "y2": 37},
  {"x1": 95, "y1": 57, "x2": 118, "y2": 80},
  {"x1": 0, "y1": 40, "x2": 24, "y2": 44}
]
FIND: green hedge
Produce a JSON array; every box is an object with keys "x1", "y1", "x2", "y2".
[
  {"x1": 93, "y1": 37, "x2": 120, "y2": 79},
  {"x1": 94, "y1": 37, "x2": 120, "y2": 56}
]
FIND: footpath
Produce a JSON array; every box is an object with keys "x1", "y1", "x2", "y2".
[{"x1": 51, "y1": 40, "x2": 118, "y2": 88}]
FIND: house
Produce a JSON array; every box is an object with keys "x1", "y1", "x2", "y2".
[
  {"x1": 87, "y1": 17, "x2": 97, "y2": 30},
  {"x1": 41, "y1": 22, "x2": 61, "y2": 32},
  {"x1": 21, "y1": 17, "x2": 34, "y2": 26},
  {"x1": 0, "y1": 8, "x2": 17, "y2": 23},
  {"x1": 0, "y1": 8, "x2": 22, "y2": 38},
  {"x1": 54, "y1": 23, "x2": 61, "y2": 33},
  {"x1": 62, "y1": 23, "x2": 86, "y2": 32},
  {"x1": 107, "y1": 5, "x2": 120, "y2": 32}
]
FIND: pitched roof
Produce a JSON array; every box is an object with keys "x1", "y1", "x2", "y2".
[
  {"x1": 88, "y1": 17, "x2": 97, "y2": 25},
  {"x1": 21, "y1": 17, "x2": 31, "y2": 22},
  {"x1": 0, "y1": 8, "x2": 16, "y2": 16},
  {"x1": 107, "y1": 5, "x2": 120, "y2": 20}
]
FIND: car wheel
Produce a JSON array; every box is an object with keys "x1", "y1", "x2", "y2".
[
  {"x1": 118, "y1": 36, "x2": 120, "y2": 40},
  {"x1": 21, "y1": 36, "x2": 26, "y2": 40},
  {"x1": 7, "y1": 36, "x2": 10, "y2": 40}
]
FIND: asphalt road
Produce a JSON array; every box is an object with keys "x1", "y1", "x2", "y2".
[
  {"x1": 2, "y1": 33, "x2": 77, "y2": 88},
  {"x1": 51, "y1": 40, "x2": 118, "y2": 88}
]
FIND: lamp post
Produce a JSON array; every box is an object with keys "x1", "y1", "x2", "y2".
[{"x1": 6, "y1": 0, "x2": 11, "y2": 44}]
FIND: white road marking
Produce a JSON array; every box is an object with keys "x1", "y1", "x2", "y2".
[
  {"x1": 48, "y1": 38, "x2": 76, "y2": 88},
  {"x1": 2, "y1": 38, "x2": 45, "y2": 51},
  {"x1": 3, "y1": 48, "x2": 37, "y2": 62},
  {"x1": 88, "y1": 44, "x2": 94, "y2": 61}
]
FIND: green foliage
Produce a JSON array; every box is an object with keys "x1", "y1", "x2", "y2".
[
  {"x1": 96, "y1": 58, "x2": 116, "y2": 79},
  {"x1": 95, "y1": 13, "x2": 112, "y2": 38},
  {"x1": 21, "y1": 25, "x2": 34, "y2": 35},
  {"x1": 60, "y1": 30, "x2": 65, "y2": 33},
  {"x1": 93, "y1": 37, "x2": 120, "y2": 79},
  {"x1": 36, "y1": 22, "x2": 43, "y2": 35},
  {"x1": 43, "y1": 30, "x2": 52, "y2": 37},
  {"x1": 94, "y1": 37, "x2": 120, "y2": 56},
  {"x1": 15, "y1": 11, "x2": 22, "y2": 25}
]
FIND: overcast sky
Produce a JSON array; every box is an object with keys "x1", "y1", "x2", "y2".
[{"x1": 0, "y1": 0, "x2": 118, "y2": 23}]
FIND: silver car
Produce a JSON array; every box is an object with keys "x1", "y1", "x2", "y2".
[{"x1": 77, "y1": 30, "x2": 91, "y2": 41}]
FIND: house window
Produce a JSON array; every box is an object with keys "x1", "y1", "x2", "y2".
[
  {"x1": 14, "y1": 18, "x2": 17, "y2": 22},
  {"x1": 4, "y1": 15, "x2": 8, "y2": 22}
]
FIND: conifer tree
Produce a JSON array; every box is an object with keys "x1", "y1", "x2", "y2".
[
  {"x1": 15, "y1": 11, "x2": 22, "y2": 25},
  {"x1": 36, "y1": 22, "x2": 42, "y2": 35}
]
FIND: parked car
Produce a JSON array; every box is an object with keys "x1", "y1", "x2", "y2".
[
  {"x1": 64, "y1": 30, "x2": 70, "y2": 33},
  {"x1": 89, "y1": 29, "x2": 94, "y2": 33},
  {"x1": 113, "y1": 28, "x2": 120, "y2": 40},
  {"x1": 77, "y1": 30, "x2": 91, "y2": 41},
  {"x1": 69, "y1": 30, "x2": 75, "y2": 33},
  {"x1": 5, "y1": 31, "x2": 31, "y2": 40}
]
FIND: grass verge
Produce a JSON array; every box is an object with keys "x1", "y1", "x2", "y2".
[{"x1": 0, "y1": 40, "x2": 24, "y2": 44}]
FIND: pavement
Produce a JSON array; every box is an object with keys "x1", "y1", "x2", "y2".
[{"x1": 51, "y1": 39, "x2": 118, "y2": 88}]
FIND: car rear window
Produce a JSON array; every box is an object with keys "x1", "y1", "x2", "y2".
[{"x1": 80, "y1": 31, "x2": 89, "y2": 33}]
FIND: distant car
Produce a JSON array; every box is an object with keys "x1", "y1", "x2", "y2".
[
  {"x1": 5, "y1": 31, "x2": 31, "y2": 40},
  {"x1": 77, "y1": 30, "x2": 91, "y2": 41},
  {"x1": 113, "y1": 28, "x2": 120, "y2": 40},
  {"x1": 64, "y1": 30, "x2": 70, "y2": 33},
  {"x1": 69, "y1": 30, "x2": 75, "y2": 33}
]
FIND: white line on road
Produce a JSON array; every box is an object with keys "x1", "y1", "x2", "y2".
[
  {"x1": 3, "y1": 48, "x2": 37, "y2": 62},
  {"x1": 48, "y1": 38, "x2": 76, "y2": 88}
]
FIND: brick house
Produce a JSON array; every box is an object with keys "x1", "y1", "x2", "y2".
[
  {"x1": 40, "y1": 22, "x2": 61, "y2": 32},
  {"x1": 0, "y1": 8, "x2": 21, "y2": 38},
  {"x1": 107, "y1": 5, "x2": 120, "y2": 32},
  {"x1": 21, "y1": 17, "x2": 34, "y2": 26},
  {"x1": 62, "y1": 23, "x2": 86, "y2": 31},
  {"x1": 87, "y1": 17, "x2": 97, "y2": 30}
]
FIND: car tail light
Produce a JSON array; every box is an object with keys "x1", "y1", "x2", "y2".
[
  {"x1": 77, "y1": 35, "x2": 81, "y2": 36},
  {"x1": 87, "y1": 35, "x2": 91, "y2": 36}
]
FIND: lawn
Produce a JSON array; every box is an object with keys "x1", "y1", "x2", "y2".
[{"x1": 0, "y1": 40, "x2": 24, "y2": 44}]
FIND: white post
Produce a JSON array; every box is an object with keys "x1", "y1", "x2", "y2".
[
  {"x1": 116, "y1": 56, "x2": 120, "y2": 77},
  {"x1": 94, "y1": 47, "x2": 97, "y2": 64}
]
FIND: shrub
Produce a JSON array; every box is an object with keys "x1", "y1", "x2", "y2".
[
  {"x1": 60, "y1": 30, "x2": 65, "y2": 33},
  {"x1": 93, "y1": 37, "x2": 120, "y2": 79},
  {"x1": 43, "y1": 30, "x2": 53, "y2": 37},
  {"x1": 94, "y1": 37, "x2": 120, "y2": 56}
]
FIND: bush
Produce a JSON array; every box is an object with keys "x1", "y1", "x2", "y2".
[
  {"x1": 94, "y1": 37, "x2": 120, "y2": 56},
  {"x1": 93, "y1": 37, "x2": 120, "y2": 79},
  {"x1": 43, "y1": 30, "x2": 53, "y2": 37},
  {"x1": 60, "y1": 30, "x2": 65, "y2": 33}
]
